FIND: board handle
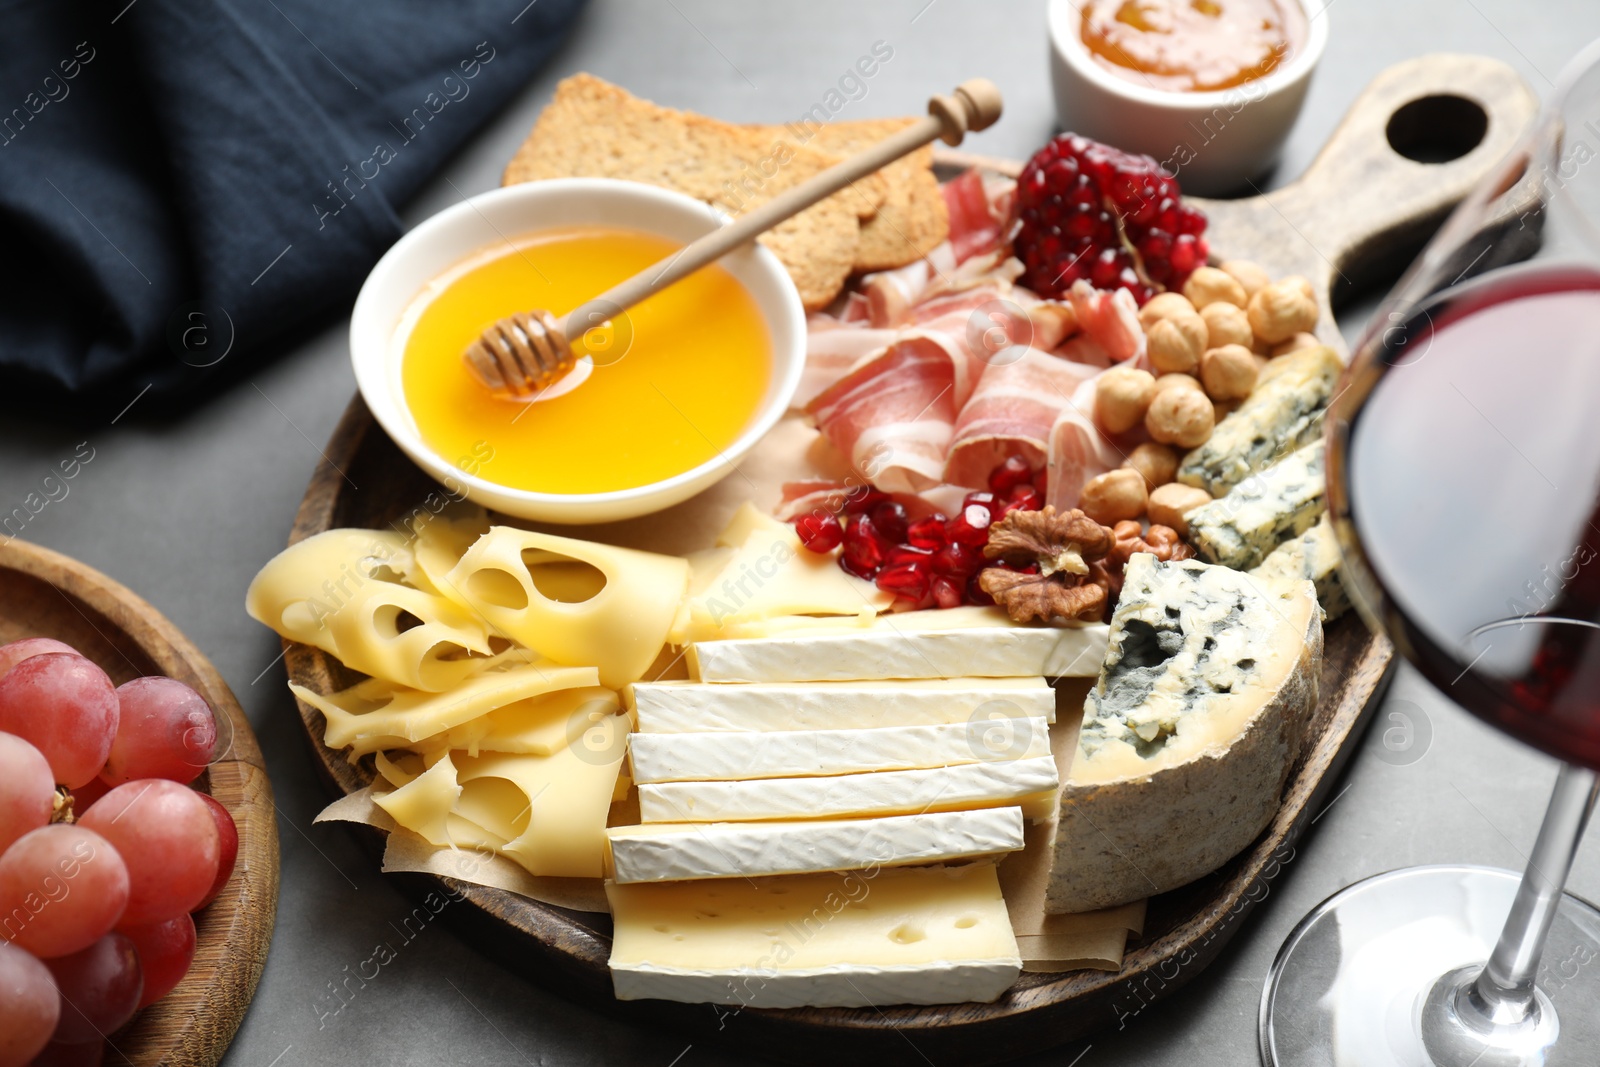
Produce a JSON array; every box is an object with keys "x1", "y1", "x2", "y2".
[{"x1": 1252, "y1": 53, "x2": 1538, "y2": 281}]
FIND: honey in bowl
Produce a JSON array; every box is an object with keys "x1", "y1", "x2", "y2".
[
  {"x1": 401, "y1": 227, "x2": 772, "y2": 496},
  {"x1": 1079, "y1": 0, "x2": 1307, "y2": 93}
]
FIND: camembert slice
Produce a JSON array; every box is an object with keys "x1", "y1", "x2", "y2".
[{"x1": 1046, "y1": 554, "x2": 1321, "y2": 913}]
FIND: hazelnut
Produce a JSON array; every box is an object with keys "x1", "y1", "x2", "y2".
[
  {"x1": 1137, "y1": 291, "x2": 1197, "y2": 331},
  {"x1": 1153, "y1": 372, "x2": 1203, "y2": 394},
  {"x1": 1148, "y1": 483, "x2": 1213, "y2": 536},
  {"x1": 1079, "y1": 468, "x2": 1148, "y2": 525},
  {"x1": 1220, "y1": 259, "x2": 1271, "y2": 298},
  {"x1": 1271, "y1": 331, "x2": 1322, "y2": 357},
  {"x1": 1145, "y1": 387, "x2": 1215, "y2": 449},
  {"x1": 1148, "y1": 313, "x2": 1207, "y2": 374},
  {"x1": 1281, "y1": 275, "x2": 1316, "y2": 303},
  {"x1": 1247, "y1": 280, "x2": 1319, "y2": 343},
  {"x1": 1199, "y1": 344, "x2": 1259, "y2": 401},
  {"x1": 1123, "y1": 442, "x2": 1179, "y2": 489},
  {"x1": 1094, "y1": 366, "x2": 1157, "y2": 435},
  {"x1": 1200, "y1": 301, "x2": 1253, "y2": 349},
  {"x1": 1182, "y1": 266, "x2": 1248, "y2": 309}
]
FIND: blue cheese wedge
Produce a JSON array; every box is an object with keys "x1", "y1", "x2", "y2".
[
  {"x1": 1250, "y1": 514, "x2": 1350, "y2": 620},
  {"x1": 1186, "y1": 441, "x2": 1326, "y2": 570},
  {"x1": 1046, "y1": 554, "x2": 1322, "y2": 913},
  {"x1": 606, "y1": 863, "x2": 1021, "y2": 1007},
  {"x1": 606, "y1": 808, "x2": 1026, "y2": 882},
  {"x1": 1176, "y1": 345, "x2": 1340, "y2": 497}
]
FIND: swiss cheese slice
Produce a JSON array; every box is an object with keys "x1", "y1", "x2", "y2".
[
  {"x1": 606, "y1": 863, "x2": 1022, "y2": 1007},
  {"x1": 607, "y1": 807, "x2": 1026, "y2": 882},
  {"x1": 638, "y1": 756, "x2": 1060, "y2": 823}
]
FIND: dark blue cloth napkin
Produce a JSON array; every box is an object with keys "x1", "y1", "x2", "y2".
[{"x1": 0, "y1": 0, "x2": 584, "y2": 415}]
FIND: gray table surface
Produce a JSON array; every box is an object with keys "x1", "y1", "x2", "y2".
[{"x1": 6, "y1": 1, "x2": 1600, "y2": 1064}]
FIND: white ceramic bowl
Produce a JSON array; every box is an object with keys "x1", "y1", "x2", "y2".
[
  {"x1": 1047, "y1": 0, "x2": 1328, "y2": 195},
  {"x1": 350, "y1": 178, "x2": 806, "y2": 525}
]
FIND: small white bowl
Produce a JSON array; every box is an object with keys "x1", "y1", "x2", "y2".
[
  {"x1": 1046, "y1": 0, "x2": 1328, "y2": 195},
  {"x1": 350, "y1": 178, "x2": 806, "y2": 525}
]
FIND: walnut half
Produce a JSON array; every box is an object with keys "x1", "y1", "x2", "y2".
[{"x1": 978, "y1": 507, "x2": 1115, "y2": 624}]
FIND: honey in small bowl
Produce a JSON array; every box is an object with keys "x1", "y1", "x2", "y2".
[
  {"x1": 1079, "y1": 0, "x2": 1307, "y2": 93},
  {"x1": 400, "y1": 226, "x2": 772, "y2": 496}
]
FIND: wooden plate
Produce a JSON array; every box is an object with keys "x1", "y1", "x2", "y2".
[
  {"x1": 0, "y1": 539, "x2": 279, "y2": 1067},
  {"x1": 282, "y1": 54, "x2": 1534, "y2": 1065}
]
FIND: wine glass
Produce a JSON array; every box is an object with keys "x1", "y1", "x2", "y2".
[{"x1": 1259, "y1": 39, "x2": 1600, "y2": 1067}]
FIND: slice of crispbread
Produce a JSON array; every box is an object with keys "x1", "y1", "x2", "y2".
[
  {"x1": 502, "y1": 74, "x2": 865, "y2": 309},
  {"x1": 755, "y1": 117, "x2": 949, "y2": 272}
]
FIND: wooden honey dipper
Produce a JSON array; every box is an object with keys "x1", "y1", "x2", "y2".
[{"x1": 464, "y1": 79, "x2": 1003, "y2": 398}]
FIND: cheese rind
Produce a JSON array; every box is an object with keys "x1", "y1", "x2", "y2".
[
  {"x1": 1251, "y1": 514, "x2": 1350, "y2": 620},
  {"x1": 606, "y1": 864, "x2": 1021, "y2": 1007},
  {"x1": 1187, "y1": 440, "x2": 1326, "y2": 570},
  {"x1": 607, "y1": 808, "x2": 1026, "y2": 882},
  {"x1": 638, "y1": 756, "x2": 1060, "y2": 822},
  {"x1": 628, "y1": 677, "x2": 1057, "y2": 732},
  {"x1": 689, "y1": 620, "x2": 1109, "y2": 682},
  {"x1": 1046, "y1": 554, "x2": 1322, "y2": 912},
  {"x1": 628, "y1": 719, "x2": 1051, "y2": 782},
  {"x1": 1177, "y1": 345, "x2": 1340, "y2": 497}
]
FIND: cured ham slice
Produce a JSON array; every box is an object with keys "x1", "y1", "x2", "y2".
[
  {"x1": 942, "y1": 170, "x2": 1004, "y2": 264},
  {"x1": 944, "y1": 349, "x2": 1101, "y2": 488},
  {"x1": 799, "y1": 325, "x2": 897, "y2": 408},
  {"x1": 1046, "y1": 374, "x2": 1125, "y2": 511},
  {"x1": 805, "y1": 332, "x2": 982, "y2": 494},
  {"x1": 1067, "y1": 280, "x2": 1145, "y2": 364}
]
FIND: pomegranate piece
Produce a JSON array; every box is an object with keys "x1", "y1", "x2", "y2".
[
  {"x1": 1014, "y1": 133, "x2": 1208, "y2": 304},
  {"x1": 841, "y1": 515, "x2": 889, "y2": 578},
  {"x1": 931, "y1": 575, "x2": 965, "y2": 610},
  {"x1": 876, "y1": 562, "x2": 931, "y2": 601},
  {"x1": 965, "y1": 572, "x2": 996, "y2": 606},
  {"x1": 793, "y1": 512, "x2": 843, "y2": 553},
  {"x1": 1002, "y1": 485, "x2": 1045, "y2": 515},
  {"x1": 884, "y1": 545, "x2": 934, "y2": 568},
  {"x1": 962, "y1": 490, "x2": 999, "y2": 513},
  {"x1": 946, "y1": 504, "x2": 994, "y2": 547},
  {"x1": 841, "y1": 487, "x2": 890, "y2": 515},
  {"x1": 869, "y1": 501, "x2": 909, "y2": 543},
  {"x1": 988, "y1": 455, "x2": 1034, "y2": 495},
  {"x1": 932, "y1": 541, "x2": 983, "y2": 577},
  {"x1": 905, "y1": 516, "x2": 947, "y2": 550}
]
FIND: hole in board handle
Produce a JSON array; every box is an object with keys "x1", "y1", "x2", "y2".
[{"x1": 1386, "y1": 95, "x2": 1489, "y2": 164}]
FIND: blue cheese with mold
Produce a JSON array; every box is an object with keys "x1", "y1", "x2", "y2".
[
  {"x1": 1185, "y1": 441, "x2": 1326, "y2": 571},
  {"x1": 1046, "y1": 554, "x2": 1322, "y2": 913},
  {"x1": 1251, "y1": 514, "x2": 1350, "y2": 620}
]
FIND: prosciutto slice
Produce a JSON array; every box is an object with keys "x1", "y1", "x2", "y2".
[
  {"x1": 944, "y1": 349, "x2": 1102, "y2": 489},
  {"x1": 1046, "y1": 373, "x2": 1125, "y2": 510},
  {"x1": 942, "y1": 170, "x2": 1004, "y2": 264},
  {"x1": 798, "y1": 324, "x2": 898, "y2": 408},
  {"x1": 1067, "y1": 280, "x2": 1145, "y2": 364},
  {"x1": 805, "y1": 332, "x2": 982, "y2": 494}
]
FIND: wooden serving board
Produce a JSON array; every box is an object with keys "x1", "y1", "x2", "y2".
[
  {"x1": 283, "y1": 53, "x2": 1533, "y2": 1065},
  {"x1": 0, "y1": 539, "x2": 278, "y2": 1067}
]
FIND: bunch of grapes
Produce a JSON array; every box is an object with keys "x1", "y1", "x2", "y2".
[{"x1": 0, "y1": 639, "x2": 238, "y2": 1067}]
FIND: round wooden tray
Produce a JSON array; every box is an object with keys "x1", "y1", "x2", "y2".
[
  {"x1": 282, "y1": 53, "x2": 1535, "y2": 1065},
  {"x1": 0, "y1": 539, "x2": 279, "y2": 1067}
]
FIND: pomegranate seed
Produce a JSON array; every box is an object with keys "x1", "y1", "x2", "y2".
[
  {"x1": 965, "y1": 573, "x2": 996, "y2": 606},
  {"x1": 884, "y1": 544, "x2": 933, "y2": 568},
  {"x1": 840, "y1": 553, "x2": 878, "y2": 581},
  {"x1": 870, "y1": 501, "x2": 909, "y2": 543},
  {"x1": 988, "y1": 455, "x2": 1034, "y2": 494},
  {"x1": 931, "y1": 575, "x2": 964, "y2": 609},
  {"x1": 876, "y1": 562, "x2": 930, "y2": 601},
  {"x1": 793, "y1": 512, "x2": 843, "y2": 553},
  {"x1": 841, "y1": 514, "x2": 889, "y2": 576},
  {"x1": 906, "y1": 516, "x2": 947, "y2": 550},
  {"x1": 1008, "y1": 485, "x2": 1044, "y2": 511},
  {"x1": 841, "y1": 487, "x2": 890, "y2": 515},
  {"x1": 1032, "y1": 465, "x2": 1049, "y2": 493},
  {"x1": 946, "y1": 505, "x2": 993, "y2": 547},
  {"x1": 933, "y1": 541, "x2": 982, "y2": 577},
  {"x1": 962, "y1": 491, "x2": 998, "y2": 512}
]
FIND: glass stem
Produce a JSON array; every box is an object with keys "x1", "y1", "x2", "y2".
[{"x1": 1465, "y1": 763, "x2": 1600, "y2": 1022}]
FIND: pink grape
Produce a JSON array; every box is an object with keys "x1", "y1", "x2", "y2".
[
  {"x1": 0, "y1": 732, "x2": 55, "y2": 855},
  {"x1": 101, "y1": 678, "x2": 217, "y2": 786},
  {"x1": 27, "y1": 1042, "x2": 104, "y2": 1067},
  {"x1": 67, "y1": 777, "x2": 110, "y2": 817},
  {"x1": 118, "y1": 914, "x2": 195, "y2": 1008},
  {"x1": 0, "y1": 638, "x2": 78, "y2": 681},
  {"x1": 0, "y1": 826, "x2": 128, "y2": 959},
  {"x1": 0, "y1": 655, "x2": 118, "y2": 789},
  {"x1": 77, "y1": 781, "x2": 219, "y2": 924},
  {"x1": 44, "y1": 933, "x2": 142, "y2": 1045},
  {"x1": 194, "y1": 793, "x2": 239, "y2": 911},
  {"x1": 0, "y1": 940, "x2": 59, "y2": 1067}
]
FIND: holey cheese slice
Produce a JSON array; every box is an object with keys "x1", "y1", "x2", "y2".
[
  {"x1": 628, "y1": 718, "x2": 1051, "y2": 782},
  {"x1": 1046, "y1": 554, "x2": 1322, "y2": 913},
  {"x1": 639, "y1": 756, "x2": 1059, "y2": 823},
  {"x1": 607, "y1": 807, "x2": 1026, "y2": 882},
  {"x1": 606, "y1": 863, "x2": 1021, "y2": 1007},
  {"x1": 628, "y1": 676, "x2": 1056, "y2": 733}
]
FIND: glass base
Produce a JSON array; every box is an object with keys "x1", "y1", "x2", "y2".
[{"x1": 1259, "y1": 865, "x2": 1600, "y2": 1066}]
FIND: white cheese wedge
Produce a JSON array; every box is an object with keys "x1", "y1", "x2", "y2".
[
  {"x1": 628, "y1": 676, "x2": 1057, "y2": 733},
  {"x1": 628, "y1": 718, "x2": 1052, "y2": 782},
  {"x1": 639, "y1": 755, "x2": 1060, "y2": 823},
  {"x1": 606, "y1": 863, "x2": 1022, "y2": 1007},
  {"x1": 688, "y1": 609, "x2": 1109, "y2": 682},
  {"x1": 1046, "y1": 554, "x2": 1322, "y2": 913},
  {"x1": 606, "y1": 807, "x2": 1026, "y2": 882}
]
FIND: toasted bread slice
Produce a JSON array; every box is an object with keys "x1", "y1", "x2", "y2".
[{"x1": 503, "y1": 74, "x2": 866, "y2": 309}]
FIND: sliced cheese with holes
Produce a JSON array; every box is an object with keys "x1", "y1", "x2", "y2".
[
  {"x1": 627, "y1": 676, "x2": 1056, "y2": 733},
  {"x1": 639, "y1": 756, "x2": 1060, "y2": 823},
  {"x1": 1046, "y1": 554, "x2": 1321, "y2": 913},
  {"x1": 606, "y1": 863, "x2": 1021, "y2": 1007},
  {"x1": 629, "y1": 719, "x2": 1051, "y2": 782},
  {"x1": 373, "y1": 751, "x2": 462, "y2": 846},
  {"x1": 688, "y1": 614, "x2": 1109, "y2": 681},
  {"x1": 431, "y1": 686, "x2": 621, "y2": 757},
  {"x1": 246, "y1": 528, "x2": 410, "y2": 653},
  {"x1": 607, "y1": 808, "x2": 1026, "y2": 883},
  {"x1": 405, "y1": 506, "x2": 491, "y2": 598},
  {"x1": 447, "y1": 527, "x2": 688, "y2": 688}
]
